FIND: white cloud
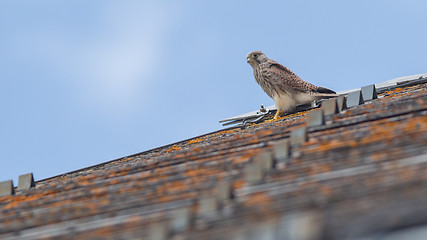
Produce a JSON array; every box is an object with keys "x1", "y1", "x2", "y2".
[
  {"x1": 27, "y1": 2, "x2": 176, "y2": 115},
  {"x1": 77, "y1": 2, "x2": 174, "y2": 112}
]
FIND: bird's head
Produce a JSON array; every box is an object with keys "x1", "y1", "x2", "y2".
[{"x1": 246, "y1": 51, "x2": 268, "y2": 67}]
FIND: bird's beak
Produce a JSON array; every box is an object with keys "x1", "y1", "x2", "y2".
[{"x1": 246, "y1": 57, "x2": 251, "y2": 63}]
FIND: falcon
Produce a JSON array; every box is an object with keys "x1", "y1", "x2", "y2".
[{"x1": 246, "y1": 51, "x2": 337, "y2": 120}]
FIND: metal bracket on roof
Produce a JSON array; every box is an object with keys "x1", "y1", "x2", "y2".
[
  {"x1": 240, "y1": 109, "x2": 270, "y2": 128},
  {"x1": 290, "y1": 127, "x2": 308, "y2": 146},
  {"x1": 219, "y1": 105, "x2": 273, "y2": 128},
  {"x1": 0, "y1": 180, "x2": 15, "y2": 197},
  {"x1": 215, "y1": 181, "x2": 233, "y2": 201},
  {"x1": 197, "y1": 196, "x2": 219, "y2": 219},
  {"x1": 337, "y1": 95, "x2": 347, "y2": 111},
  {"x1": 346, "y1": 91, "x2": 363, "y2": 108},
  {"x1": 254, "y1": 151, "x2": 275, "y2": 170},
  {"x1": 244, "y1": 162, "x2": 264, "y2": 185},
  {"x1": 322, "y1": 98, "x2": 338, "y2": 115},
  {"x1": 170, "y1": 207, "x2": 191, "y2": 232},
  {"x1": 306, "y1": 108, "x2": 324, "y2": 127},
  {"x1": 272, "y1": 140, "x2": 290, "y2": 162},
  {"x1": 148, "y1": 222, "x2": 168, "y2": 240},
  {"x1": 361, "y1": 84, "x2": 378, "y2": 101},
  {"x1": 18, "y1": 173, "x2": 35, "y2": 191}
]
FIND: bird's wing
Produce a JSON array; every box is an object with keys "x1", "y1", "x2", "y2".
[{"x1": 262, "y1": 60, "x2": 318, "y2": 93}]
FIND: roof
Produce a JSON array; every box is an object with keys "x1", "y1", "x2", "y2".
[{"x1": 1, "y1": 75, "x2": 427, "y2": 239}]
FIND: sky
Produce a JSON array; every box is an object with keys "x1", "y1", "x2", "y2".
[{"x1": 1, "y1": 0, "x2": 426, "y2": 184}]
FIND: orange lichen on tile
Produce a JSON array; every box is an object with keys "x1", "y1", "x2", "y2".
[
  {"x1": 90, "y1": 187, "x2": 107, "y2": 195},
  {"x1": 276, "y1": 118, "x2": 305, "y2": 128},
  {"x1": 309, "y1": 164, "x2": 331, "y2": 175},
  {"x1": 232, "y1": 149, "x2": 261, "y2": 164},
  {"x1": 363, "y1": 104, "x2": 375, "y2": 109},
  {"x1": 171, "y1": 153, "x2": 186, "y2": 159},
  {"x1": 243, "y1": 192, "x2": 273, "y2": 208},
  {"x1": 183, "y1": 168, "x2": 206, "y2": 178},
  {"x1": 42, "y1": 199, "x2": 71, "y2": 208},
  {"x1": 360, "y1": 118, "x2": 425, "y2": 145},
  {"x1": 121, "y1": 157, "x2": 134, "y2": 162},
  {"x1": 156, "y1": 181, "x2": 188, "y2": 194},
  {"x1": 60, "y1": 183, "x2": 75, "y2": 191},
  {"x1": 125, "y1": 215, "x2": 142, "y2": 224},
  {"x1": 153, "y1": 167, "x2": 171, "y2": 175},
  {"x1": 136, "y1": 171, "x2": 152, "y2": 179},
  {"x1": 191, "y1": 146, "x2": 204, "y2": 153},
  {"x1": 233, "y1": 180, "x2": 245, "y2": 190},
  {"x1": 255, "y1": 129, "x2": 274, "y2": 137},
  {"x1": 239, "y1": 133, "x2": 252, "y2": 138},
  {"x1": 232, "y1": 156, "x2": 252, "y2": 165},
  {"x1": 119, "y1": 171, "x2": 129, "y2": 176},
  {"x1": 247, "y1": 138, "x2": 261, "y2": 144},
  {"x1": 188, "y1": 137, "x2": 203, "y2": 145},
  {"x1": 359, "y1": 127, "x2": 394, "y2": 145},
  {"x1": 306, "y1": 116, "x2": 426, "y2": 157},
  {"x1": 403, "y1": 116, "x2": 427, "y2": 131},
  {"x1": 312, "y1": 138, "x2": 356, "y2": 152},
  {"x1": 391, "y1": 87, "x2": 404, "y2": 92},
  {"x1": 158, "y1": 194, "x2": 172, "y2": 203},
  {"x1": 165, "y1": 145, "x2": 181, "y2": 153},
  {"x1": 69, "y1": 175, "x2": 96, "y2": 185},
  {"x1": 2, "y1": 193, "x2": 47, "y2": 210},
  {"x1": 381, "y1": 87, "x2": 404, "y2": 97},
  {"x1": 217, "y1": 129, "x2": 238, "y2": 135},
  {"x1": 157, "y1": 190, "x2": 197, "y2": 203},
  {"x1": 109, "y1": 178, "x2": 120, "y2": 184},
  {"x1": 319, "y1": 185, "x2": 333, "y2": 196},
  {"x1": 81, "y1": 201, "x2": 105, "y2": 211},
  {"x1": 399, "y1": 168, "x2": 417, "y2": 182},
  {"x1": 167, "y1": 181, "x2": 189, "y2": 192},
  {"x1": 287, "y1": 111, "x2": 308, "y2": 118},
  {"x1": 371, "y1": 152, "x2": 389, "y2": 162}
]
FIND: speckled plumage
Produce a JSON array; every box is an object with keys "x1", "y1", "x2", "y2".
[{"x1": 246, "y1": 51, "x2": 336, "y2": 119}]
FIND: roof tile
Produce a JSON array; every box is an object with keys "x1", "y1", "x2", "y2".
[{"x1": 0, "y1": 82, "x2": 426, "y2": 239}]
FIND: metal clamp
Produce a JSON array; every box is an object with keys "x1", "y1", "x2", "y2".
[{"x1": 239, "y1": 106, "x2": 271, "y2": 129}]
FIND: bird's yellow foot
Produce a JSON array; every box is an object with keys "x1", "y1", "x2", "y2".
[
  {"x1": 265, "y1": 110, "x2": 283, "y2": 122},
  {"x1": 273, "y1": 110, "x2": 283, "y2": 120}
]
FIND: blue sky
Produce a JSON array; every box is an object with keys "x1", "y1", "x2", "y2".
[{"x1": 1, "y1": 1, "x2": 426, "y2": 183}]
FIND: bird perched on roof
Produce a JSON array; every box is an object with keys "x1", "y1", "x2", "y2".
[{"x1": 246, "y1": 51, "x2": 337, "y2": 120}]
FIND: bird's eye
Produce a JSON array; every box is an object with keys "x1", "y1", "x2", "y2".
[{"x1": 252, "y1": 53, "x2": 258, "y2": 58}]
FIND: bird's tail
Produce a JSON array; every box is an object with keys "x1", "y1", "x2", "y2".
[
  {"x1": 316, "y1": 86, "x2": 336, "y2": 94},
  {"x1": 314, "y1": 86, "x2": 338, "y2": 99},
  {"x1": 313, "y1": 93, "x2": 338, "y2": 100}
]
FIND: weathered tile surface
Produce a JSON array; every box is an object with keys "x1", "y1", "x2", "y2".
[{"x1": 0, "y1": 83, "x2": 426, "y2": 240}]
